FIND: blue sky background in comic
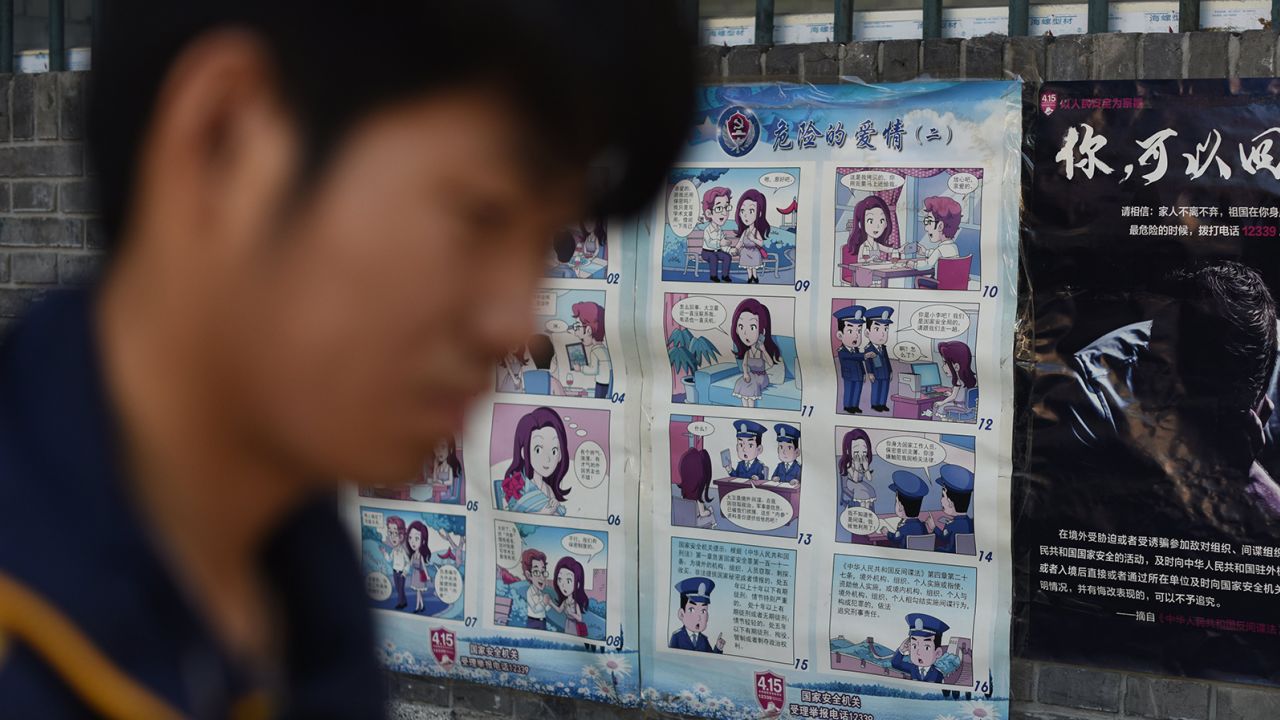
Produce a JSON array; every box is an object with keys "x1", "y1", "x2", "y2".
[
  {"x1": 496, "y1": 288, "x2": 612, "y2": 399},
  {"x1": 688, "y1": 83, "x2": 1016, "y2": 168},
  {"x1": 493, "y1": 522, "x2": 610, "y2": 641},
  {"x1": 667, "y1": 537, "x2": 796, "y2": 665},
  {"x1": 832, "y1": 428, "x2": 976, "y2": 552},
  {"x1": 360, "y1": 507, "x2": 466, "y2": 620},
  {"x1": 828, "y1": 556, "x2": 977, "y2": 688},
  {"x1": 661, "y1": 166, "x2": 800, "y2": 286},
  {"x1": 833, "y1": 167, "x2": 983, "y2": 290},
  {"x1": 668, "y1": 413, "x2": 802, "y2": 539}
]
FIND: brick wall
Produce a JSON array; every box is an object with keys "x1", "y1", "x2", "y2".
[
  {"x1": 0, "y1": 71, "x2": 98, "y2": 333},
  {"x1": 3, "y1": 28, "x2": 1279, "y2": 720}
]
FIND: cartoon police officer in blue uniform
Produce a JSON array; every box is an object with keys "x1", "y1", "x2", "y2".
[
  {"x1": 927, "y1": 464, "x2": 975, "y2": 553},
  {"x1": 725, "y1": 419, "x2": 767, "y2": 482},
  {"x1": 833, "y1": 304, "x2": 867, "y2": 413},
  {"x1": 891, "y1": 613, "x2": 951, "y2": 683},
  {"x1": 770, "y1": 423, "x2": 802, "y2": 485},
  {"x1": 670, "y1": 577, "x2": 726, "y2": 653},
  {"x1": 863, "y1": 306, "x2": 894, "y2": 412},
  {"x1": 885, "y1": 470, "x2": 930, "y2": 548}
]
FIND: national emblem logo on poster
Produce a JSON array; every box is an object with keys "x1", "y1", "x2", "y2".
[
  {"x1": 1040, "y1": 91, "x2": 1058, "y2": 116},
  {"x1": 718, "y1": 105, "x2": 760, "y2": 157},
  {"x1": 754, "y1": 670, "x2": 786, "y2": 715},
  {"x1": 430, "y1": 627, "x2": 456, "y2": 669}
]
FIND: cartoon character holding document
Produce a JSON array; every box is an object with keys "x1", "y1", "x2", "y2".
[
  {"x1": 670, "y1": 576, "x2": 725, "y2": 653},
  {"x1": 885, "y1": 471, "x2": 930, "y2": 548},
  {"x1": 891, "y1": 613, "x2": 952, "y2": 683},
  {"x1": 724, "y1": 419, "x2": 768, "y2": 482},
  {"x1": 928, "y1": 464, "x2": 975, "y2": 553}
]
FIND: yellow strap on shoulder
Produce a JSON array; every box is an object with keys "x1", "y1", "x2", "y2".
[{"x1": 0, "y1": 571, "x2": 186, "y2": 720}]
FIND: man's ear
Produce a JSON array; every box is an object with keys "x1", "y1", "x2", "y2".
[
  {"x1": 933, "y1": 647, "x2": 946, "y2": 661},
  {"x1": 676, "y1": 608, "x2": 685, "y2": 622}
]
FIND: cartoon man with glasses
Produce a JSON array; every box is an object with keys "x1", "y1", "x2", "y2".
[{"x1": 522, "y1": 548, "x2": 552, "y2": 629}]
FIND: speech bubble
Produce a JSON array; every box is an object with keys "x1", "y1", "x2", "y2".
[
  {"x1": 948, "y1": 172, "x2": 980, "y2": 196},
  {"x1": 720, "y1": 487, "x2": 795, "y2": 532},
  {"x1": 545, "y1": 319, "x2": 568, "y2": 333},
  {"x1": 533, "y1": 291, "x2": 558, "y2": 316},
  {"x1": 563, "y1": 532, "x2": 606, "y2": 562},
  {"x1": 568, "y1": 423, "x2": 579, "y2": 429},
  {"x1": 876, "y1": 435, "x2": 947, "y2": 470},
  {"x1": 495, "y1": 521, "x2": 522, "y2": 570},
  {"x1": 903, "y1": 304, "x2": 972, "y2": 340},
  {"x1": 574, "y1": 440, "x2": 607, "y2": 489},
  {"x1": 365, "y1": 572, "x2": 392, "y2": 601},
  {"x1": 667, "y1": 179, "x2": 700, "y2": 238},
  {"x1": 687, "y1": 421, "x2": 715, "y2": 437},
  {"x1": 435, "y1": 565, "x2": 463, "y2": 604},
  {"x1": 839, "y1": 506, "x2": 882, "y2": 536},
  {"x1": 575, "y1": 429, "x2": 588, "y2": 437},
  {"x1": 760, "y1": 171, "x2": 796, "y2": 189},
  {"x1": 892, "y1": 341, "x2": 924, "y2": 362},
  {"x1": 361, "y1": 510, "x2": 385, "y2": 528},
  {"x1": 841, "y1": 170, "x2": 906, "y2": 193},
  {"x1": 671, "y1": 296, "x2": 727, "y2": 332}
]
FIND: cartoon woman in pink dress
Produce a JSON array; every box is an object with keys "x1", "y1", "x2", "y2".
[{"x1": 733, "y1": 189, "x2": 770, "y2": 284}]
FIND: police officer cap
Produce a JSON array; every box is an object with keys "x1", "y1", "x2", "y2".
[
  {"x1": 936, "y1": 464, "x2": 974, "y2": 493},
  {"x1": 865, "y1": 306, "x2": 894, "y2": 324},
  {"x1": 889, "y1": 470, "x2": 928, "y2": 499},
  {"x1": 774, "y1": 423, "x2": 801, "y2": 444},
  {"x1": 734, "y1": 420, "x2": 767, "y2": 439},
  {"x1": 905, "y1": 613, "x2": 949, "y2": 638},
  {"x1": 833, "y1": 305, "x2": 867, "y2": 325},
  {"x1": 675, "y1": 576, "x2": 716, "y2": 604}
]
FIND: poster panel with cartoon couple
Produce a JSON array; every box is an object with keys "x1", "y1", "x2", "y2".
[
  {"x1": 492, "y1": 520, "x2": 609, "y2": 641},
  {"x1": 830, "y1": 298, "x2": 980, "y2": 422},
  {"x1": 496, "y1": 288, "x2": 614, "y2": 401},
  {"x1": 488, "y1": 403, "x2": 611, "y2": 520},
  {"x1": 833, "y1": 426, "x2": 977, "y2": 554},
  {"x1": 359, "y1": 506, "x2": 466, "y2": 619},
  {"x1": 828, "y1": 555, "x2": 977, "y2": 688},
  {"x1": 663, "y1": 292, "x2": 802, "y2": 411},
  {"x1": 660, "y1": 166, "x2": 802, "y2": 286},
  {"x1": 833, "y1": 167, "x2": 983, "y2": 291},
  {"x1": 360, "y1": 435, "x2": 466, "y2": 506},
  {"x1": 667, "y1": 413, "x2": 803, "y2": 538},
  {"x1": 545, "y1": 218, "x2": 609, "y2": 280}
]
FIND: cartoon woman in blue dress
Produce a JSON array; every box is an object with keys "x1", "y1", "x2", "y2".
[{"x1": 501, "y1": 406, "x2": 570, "y2": 516}]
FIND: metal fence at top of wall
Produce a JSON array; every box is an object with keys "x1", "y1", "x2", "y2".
[{"x1": 2, "y1": 1, "x2": 1280, "y2": 73}]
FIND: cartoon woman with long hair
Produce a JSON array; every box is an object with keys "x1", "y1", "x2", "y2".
[
  {"x1": 734, "y1": 188, "x2": 771, "y2": 284},
  {"x1": 838, "y1": 428, "x2": 876, "y2": 512},
  {"x1": 554, "y1": 556, "x2": 590, "y2": 637},
  {"x1": 571, "y1": 302, "x2": 612, "y2": 399},
  {"x1": 412, "y1": 437, "x2": 463, "y2": 502},
  {"x1": 405, "y1": 520, "x2": 433, "y2": 613},
  {"x1": 841, "y1": 195, "x2": 897, "y2": 285},
  {"x1": 501, "y1": 407, "x2": 569, "y2": 515},
  {"x1": 933, "y1": 340, "x2": 978, "y2": 420},
  {"x1": 731, "y1": 299, "x2": 782, "y2": 408}
]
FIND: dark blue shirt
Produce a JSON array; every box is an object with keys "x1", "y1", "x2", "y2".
[{"x1": 0, "y1": 291, "x2": 383, "y2": 719}]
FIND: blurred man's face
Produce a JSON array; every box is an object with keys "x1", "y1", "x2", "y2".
[{"x1": 222, "y1": 90, "x2": 581, "y2": 485}]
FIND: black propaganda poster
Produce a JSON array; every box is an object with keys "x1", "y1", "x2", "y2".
[{"x1": 1017, "y1": 79, "x2": 1280, "y2": 686}]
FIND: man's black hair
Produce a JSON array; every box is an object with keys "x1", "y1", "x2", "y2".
[
  {"x1": 552, "y1": 231, "x2": 578, "y2": 264},
  {"x1": 89, "y1": 1, "x2": 695, "y2": 249},
  {"x1": 943, "y1": 487, "x2": 971, "y2": 514},
  {"x1": 526, "y1": 334, "x2": 556, "y2": 370},
  {"x1": 678, "y1": 593, "x2": 707, "y2": 611},
  {"x1": 866, "y1": 319, "x2": 889, "y2": 332},
  {"x1": 838, "y1": 319, "x2": 859, "y2": 333},
  {"x1": 1161, "y1": 261, "x2": 1278, "y2": 413},
  {"x1": 898, "y1": 493, "x2": 923, "y2": 518}
]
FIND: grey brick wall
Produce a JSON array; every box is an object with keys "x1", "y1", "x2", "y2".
[
  {"x1": 0, "y1": 71, "x2": 99, "y2": 335},
  {"x1": 4, "y1": 27, "x2": 1280, "y2": 720}
]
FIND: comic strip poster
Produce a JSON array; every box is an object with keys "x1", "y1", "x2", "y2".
[
  {"x1": 638, "y1": 81, "x2": 1020, "y2": 719},
  {"x1": 1019, "y1": 79, "x2": 1280, "y2": 687},
  {"x1": 347, "y1": 213, "x2": 644, "y2": 706}
]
